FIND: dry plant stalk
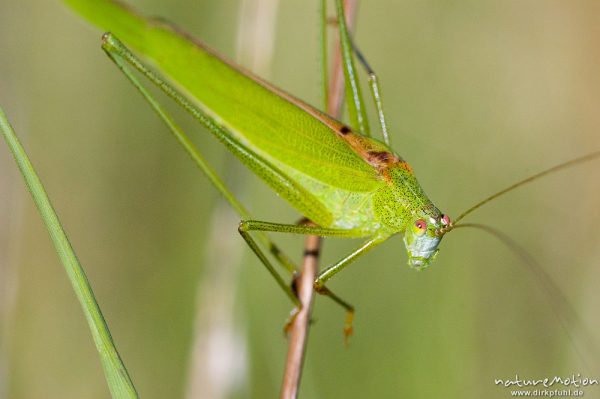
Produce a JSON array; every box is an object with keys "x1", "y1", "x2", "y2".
[{"x1": 280, "y1": 1, "x2": 359, "y2": 398}]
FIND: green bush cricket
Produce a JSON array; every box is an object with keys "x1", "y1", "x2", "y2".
[
  {"x1": 2, "y1": 1, "x2": 600, "y2": 397},
  {"x1": 62, "y1": 0, "x2": 600, "y2": 344}
]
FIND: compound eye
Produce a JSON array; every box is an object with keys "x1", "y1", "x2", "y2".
[
  {"x1": 441, "y1": 214, "x2": 451, "y2": 226},
  {"x1": 414, "y1": 219, "x2": 427, "y2": 235}
]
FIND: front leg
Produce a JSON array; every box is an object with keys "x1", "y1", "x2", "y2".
[
  {"x1": 238, "y1": 219, "x2": 372, "y2": 339},
  {"x1": 314, "y1": 237, "x2": 383, "y2": 289},
  {"x1": 313, "y1": 237, "x2": 383, "y2": 341},
  {"x1": 237, "y1": 219, "x2": 366, "y2": 305}
]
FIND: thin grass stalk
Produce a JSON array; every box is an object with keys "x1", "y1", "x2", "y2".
[{"x1": 0, "y1": 106, "x2": 138, "y2": 399}]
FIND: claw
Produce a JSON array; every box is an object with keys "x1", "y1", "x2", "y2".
[{"x1": 343, "y1": 309, "x2": 355, "y2": 346}]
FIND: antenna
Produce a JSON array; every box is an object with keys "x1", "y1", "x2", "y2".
[{"x1": 446, "y1": 150, "x2": 600, "y2": 230}]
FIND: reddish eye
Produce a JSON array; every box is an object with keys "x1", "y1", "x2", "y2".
[
  {"x1": 415, "y1": 219, "x2": 427, "y2": 230},
  {"x1": 441, "y1": 214, "x2": 450, "y2": 226}
]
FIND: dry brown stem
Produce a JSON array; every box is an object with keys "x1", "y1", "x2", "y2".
[{"x1": 279, "y1": 1, "x2": 358, "y2": 398}]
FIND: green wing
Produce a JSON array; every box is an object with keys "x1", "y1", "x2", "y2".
[{"x1": 65, "y1": 0, "x2": 383, "y2": 193}]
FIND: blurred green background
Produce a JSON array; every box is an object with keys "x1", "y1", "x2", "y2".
[{"x1": 1, "y1": 1, "x2": 599, "y2": 398}]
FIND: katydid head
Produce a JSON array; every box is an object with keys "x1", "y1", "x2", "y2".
[
  {"x1": 403, "y1": 213, "x2": 450, "y2": 270},
  {"x1": 408, "y1": 152, "x2": 600, "y2": 271}
]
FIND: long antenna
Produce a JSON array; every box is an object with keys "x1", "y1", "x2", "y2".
[
  {"x1": 449, "y1": 150, "x2": 600, "y2": 227},
  {"x1": 452, "y1": 223, "x2": 598, "y2": 371}
]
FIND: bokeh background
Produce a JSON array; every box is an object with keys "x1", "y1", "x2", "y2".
[{"x1": 1, "y1": 1, "x2": 599, "y2": 398}]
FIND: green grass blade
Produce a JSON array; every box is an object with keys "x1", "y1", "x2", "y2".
[{"x1": 0, "y1": 106, "x2": 138, "y2": 399}]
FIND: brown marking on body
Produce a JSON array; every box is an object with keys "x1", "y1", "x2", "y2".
[
  {"x1": 301, "y1": 116, "x2": 413, "y2": 181},
  {"x1": 394, "y1": 160, "x2": 413, "y2": 173},
  {"x1": 366, "y1": 150, "x2": 411, "y2": 174},
  {"x1": 339, "y1": 125, "x2": 351, "y2": 135},
  {"x1": 329, "y1": 126, "x2": 414, "y2": 181},
  {"x1": 367, "y1": 151, "x2": 391, "y2": 163}
]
